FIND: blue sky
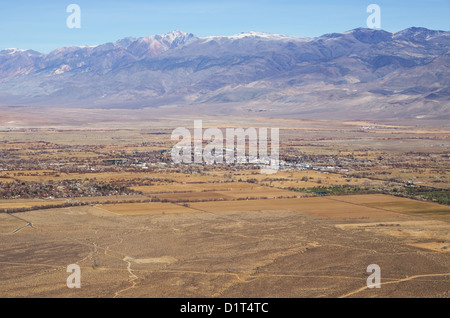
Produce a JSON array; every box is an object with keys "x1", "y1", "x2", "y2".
[{"x1": 0, "y1": 0, "x2": 448, "y2": 53}]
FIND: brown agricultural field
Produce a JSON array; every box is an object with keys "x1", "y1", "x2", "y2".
[
  {"x1": 187, "y1": 195, "x2": 411, "y2": 219},
  {"x1": 131, "y1": 182, "x2": 262, "y2": 194}
]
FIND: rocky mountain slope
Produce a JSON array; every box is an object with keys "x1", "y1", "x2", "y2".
[{"x1": 0, "y1": 28, "x2": 448, "y2": 119}]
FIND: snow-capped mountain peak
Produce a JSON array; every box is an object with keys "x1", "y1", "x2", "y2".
[
  {"x1": 3, "y1": 48, "x2": 26, "y2": 55},
  {"x1": 229, "y1": 31, "x2": 289, "y2": 39}
]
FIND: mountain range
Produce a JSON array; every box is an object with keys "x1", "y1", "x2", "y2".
[{"x1": 0, "y1": 28, "x2": 449, "y2": 120}]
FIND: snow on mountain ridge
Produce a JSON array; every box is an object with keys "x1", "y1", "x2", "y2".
[
  {"x1": 201, "y1": 31, "x2": 308, "y2": 41},
  {"x1": 4, "y1": 48, "x2": 26, "y2": 54},
  {"x1": 2, "y1": 27, "x2": 448, "y2": 56}
]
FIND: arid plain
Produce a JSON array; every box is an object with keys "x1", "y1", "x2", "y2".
[{"x1": 0, "y1": 116, "x2": 449, "y2": 297}]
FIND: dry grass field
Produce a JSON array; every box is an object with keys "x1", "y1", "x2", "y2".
[
  {"x1": 67, "y1": 195, "x2": 150, "y2": 203},
  {"x1": 97, "y1": 202, "x2": 198, "y2": 216},
  {"x1": 0, "y1": 197, "x2": 448, "y2": 298},
  {"x1": 135, "y1": 183, "x2": 298, "y2": 202},
  {"x1": 94, "y1": 193, "x2": 450, "y2": 222},
  {"x1": 0, "y1": 121, "x2": 448, "y2": 298},
  {"x1": 187, "y1": 195, "x2": 441, "y2": 220},
  {"x1": 231, "y1": 170, "x2": 377, "y2": 188},
  {"x1": 0, "y1": 199, "x2": 67, "y2": 210},
  {"x1": 154, "y1": 191, "x2": 235, "y2": 202},
  {"x1": 132, "y1": 182, "x2": 266, "y2": 194}
]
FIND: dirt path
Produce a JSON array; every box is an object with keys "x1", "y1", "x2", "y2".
[
  {"x1": 339, "y1": 272, "x2": 450, "y2": 298},
  {"x1": 5, "y1": 212, "x2": 144, "y2": 298},
  {"x1": 113, "y1": 257, "x2": 139, "y2": 298}
]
